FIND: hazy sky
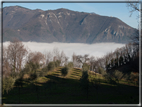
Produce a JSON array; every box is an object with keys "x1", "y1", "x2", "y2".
[{"x1": 2, "y1": 0, "x2": 140, "y2": 29}]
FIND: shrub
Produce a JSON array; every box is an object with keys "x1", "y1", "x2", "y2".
[
  {"x1": 48, "y1": 62, "x2": 55, "y2": 71},
  {"x1": 98, "y1": 67, "x2": 107, "y2": 76},
  {"x1": 109, "y1": 78, "x2": 117, "y2": 85},
  {"x1": 54, "y1": 60, "x2": 61, "y2": 67},
  {"x1": 112, "y1": 70, "x2": 123, "y2": 83},
  {"x1": 3, "y1": 77, "x2": 15, "y2": 94},
  {"x1": 23, "y1": 62, "x2": 40, "y2": 74},
  {"x1": 82, "y1": 63, "x2": 90, "y2": 71},
  {"x1": 38, "y1": 70, "x2": 45, "y2": 77},
  {"x1": 67, "y1": 62, "x2": 73, "y2": 69},
  {"x1": 10, "y1": 71, "x2": 19, "y2": 79},
  {"x1": 29, "y1": 69, "x2": 46, "y2": 79},
  {"x1": 103, "y1": 73, "x2": 117, "y2": 85},
  {"x1": 61, "y1": 66, "x2": 69, "y2": 77},
  {"x1": 30, "y1": 73, "x2": 37, "y2": 80},
  {"x1": 41, "y1": 66, "x2": 48, "y2": 77},
  {"x1": 122, "y1": 74, "x2": 129, "y2": 81},
  {"x1": 14, "y1": 77, "x2": 24, "y2": 87},
  {"x1": 21, "y1": 67, "x2": 30, "y2": 75},
  {"x1": 42, "y1": 66, "x2": 48, "y2": 72},
  {"x1": 103, "y1": 74, "x2": 110, "y2": 82},
  {"x1": 129, "y1": 72, "x2": 139, "y2": 85}
]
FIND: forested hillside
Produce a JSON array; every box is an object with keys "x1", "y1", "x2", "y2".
[{"x1": 2, "y1": 39, "x2": 139, "y2": 104}]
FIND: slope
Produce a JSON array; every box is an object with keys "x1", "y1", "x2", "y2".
[
  {"x1": 3, "y1": 6, "x2": 137, "y2": 43},
  {"x1": 2, "y1": 67, "x2": 139, "y2": 104}
]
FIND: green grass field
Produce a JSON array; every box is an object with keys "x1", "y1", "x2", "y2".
[{"x1": 2, "y1": 67, "x2": 139, "y2": 104}]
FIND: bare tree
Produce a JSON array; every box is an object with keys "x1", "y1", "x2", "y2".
[
  {"x1": 64, "y1": 56, "x2": 69, "y2": 66},
  {"x1": 52, "y1": 47, "x2": 60, "y2": 61},
  {"x1": 44, "y1": 51, "x2": 53, "y2": 66},
  {"x1": 127, "y1": 3, "x2": 141, "y2": 73},
  {"x1": 72, "y1": 52, "x2": 79, "y2": 67},
  {"x1": 127, "y1": 1, "x2": 141, "y2": 47},
  {"x1": 76, "y1": 54, "x2": 90, "y2": 64},
  {"x1": 89, "y1": 56, "x2": 95, "y2": 71},
  {"x1": 60, "y1": 50, "x2": 66, "y2": 66},
  {"x1": 27, "y1": 51, "x2": 45, "y2": 67},
  {"x1": 127, "y1": 2, "x2": 140, "y2": 17},
  {"x1": 2, "y1": 46, "x2": 11, "y2": 77},
  {"x1": 76, "y1": 54, "x2": 90, "y2": 68},
  {"x1": 6, "y1": 39, "x2": 28, "y2": 73}
]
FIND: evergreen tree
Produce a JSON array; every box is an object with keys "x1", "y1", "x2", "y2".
[
  {"x1": 48, "y1": 62, "x2": 55, "y2": 71},
  {"x1": 61, "y1": 66, "x2": 69, "y2": 77}
]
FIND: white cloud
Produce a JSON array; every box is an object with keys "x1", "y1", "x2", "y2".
[{"x1": 3, "y1": 42, "x2": 125, "y2": 61}]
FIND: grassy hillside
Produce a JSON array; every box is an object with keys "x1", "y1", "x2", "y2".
[{"x1": 2, "y1": 67, "x2": 139, "y2": 104}]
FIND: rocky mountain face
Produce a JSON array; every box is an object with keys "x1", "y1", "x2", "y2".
[{"x1": 3, "y1": 6, "x2": 137, "y2": 43}]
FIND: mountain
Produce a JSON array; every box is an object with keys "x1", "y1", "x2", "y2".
[{"x1": 3, "y1": 6, "x2": 137, "y2": 43}]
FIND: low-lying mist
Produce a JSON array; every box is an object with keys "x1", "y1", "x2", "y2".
[{"x1": 3, "y1": 41, "x2": 125, "y2": 60}]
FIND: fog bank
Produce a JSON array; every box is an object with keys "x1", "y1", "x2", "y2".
[{"x1": 3, "y1": 42, "x2": 125, "y2": 60}]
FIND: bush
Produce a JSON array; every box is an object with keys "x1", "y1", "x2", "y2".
[
  {"x1": 42, "y1": 66, "x2": 48, "y2": 72},
  {"x1": 3, "y1": 77, "x2": 15, "y2": 94},
  {"x1": 14, "y1": 77, "x2": 24, "y2": 87},
  {"x1": 67, "y1": 62, "x2": 73, "y2": 69},
  {"x1": 103, "y1": 74, "x2": 110, "y2": 82},
  {"x1": 122, "y1": 74, "x2": 129, "y2": 81},
  {"x1": 109, "y1": 78, "x2": 117, "y2": 85},
  {"x1": 48, "y1": 62, "x2": 55, "y2": 71},
  {"x1": 103, "y1": 73, "x2": 117, "y2": 85},
  {"x1": 82, "y1": 63, "x2": 90, "y2": 71},
  {"x1": 98, "y1": 67, "x2": 107, "y2": 76},
  {"x1": 61, "y1": 66, "x2": 69, "y2": 77},
  {"x1": 54, "y1": 60, "x2": 61, "y2": 67},
  {"x1": 129, "y1": 72, "x2": 139, "y2": 85},
  {"x1": 37, "y1": 70, "x2": 45, "y2": 77},
  {"x1": 23, "y1": 62, "x2": 40, "y2": 74},
  {"x1": 30, "y1": 73, "x2": 37, "y2": 80},
  {"x1": 112, "y1": 70, "x2": 123, "y2": 83},
  {"x1": 20, "y1": 67, "x2": 30, "y2": 76},
  {"x1": 10, "y1": 71, "x2": 19, "y2": 79},
  {"x1": 34, "y1": 69, "x2": 41, "y2": 78},
  {"x1": 41, "y1": 66, "x2": 48, "y2": 76}
]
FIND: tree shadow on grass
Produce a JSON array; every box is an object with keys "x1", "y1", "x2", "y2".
[{"x1": 2, "y1": 74, "x2": 139, "y2": 104}]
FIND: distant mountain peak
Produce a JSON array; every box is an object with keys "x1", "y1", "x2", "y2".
[
  {"x1": 4, "y1": 5, "x2": 30, "y2": 10},
  {"x1": 33, "y1": 9, "x2": 44, "y2": 12},
  {"x1": 3, "y1": 6, "x2": 137, "y2": 44}
]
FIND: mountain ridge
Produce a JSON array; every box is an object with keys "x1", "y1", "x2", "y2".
[{"x1": 3, "y1": 6, "x2": 137, "y2": 44}]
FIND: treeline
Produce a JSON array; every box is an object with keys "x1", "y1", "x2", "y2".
[
  {"x1": 2, "y1": 39, "x2": 74, "y2": 94},
  {"x1": 2, "y1": 39, "x2": 139, "y2": 94},
  {"x1": 71, "y1": 42, "x2": 139, "y2": 92},
  {"x1": 71, "y1": 43, "x2": 139, "y2": 73}
]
